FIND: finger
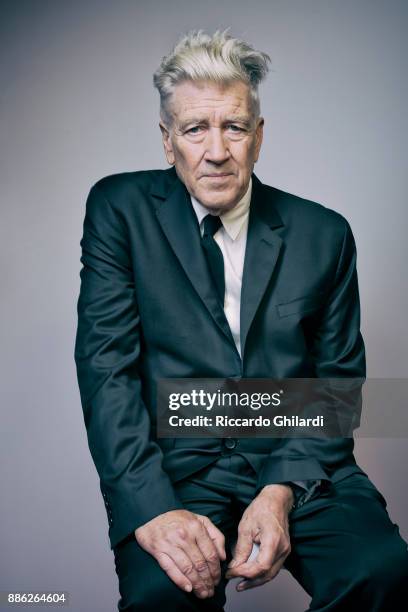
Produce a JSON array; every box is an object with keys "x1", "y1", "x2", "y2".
[
  {"x1": 227, "y1": 546, "x2": 276, "y2": 580},
  {"x1": 188, "y1": 540, "x2": 216, "y2": 593},
  {"x1": 229, "y1": 529, "x2": 253, "y2": 568},
  {"x1": 165, "y1": 545, "x2": 211, "y2": 598},
  {"x1": 237, "y1": 575, "x2": 269, "y2": 591},
  {"x1": 196, "y1": 514, "x2": 226, "y2": 561},
  {"x1": 194, "y1": 523, "x2": 223, "y2": 584},
  {"x1": 155, "y1": 552, "x2": 193, "y2": 593},
  {"x1": 228, "y1": 526, "x2": 288, "y2": 580},
  {"x1": 226, "y1": 538, "x2": 265, "y2": 578},
  {"x1": 252, "y1": 532, "x2": 278, "y2": 572},
  {"x1": 236, "y1": 553, "x2": 287, "y2": 591}
]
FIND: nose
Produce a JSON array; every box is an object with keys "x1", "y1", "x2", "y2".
[{"x1": 204, "y1": 128, "x2": 230, "y2": 164}]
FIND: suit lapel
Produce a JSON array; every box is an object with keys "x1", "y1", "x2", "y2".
[
  {"x1": 240, "y1": 174, "x2": 284, "y2": 358},
  {"x1": 153, "y1": 168, "x2": 237, "y2": 348}
]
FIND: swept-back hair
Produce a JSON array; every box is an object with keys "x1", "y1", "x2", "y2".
[{"x1": 153, "y1": 29, "x2": 271, "y2": 124}]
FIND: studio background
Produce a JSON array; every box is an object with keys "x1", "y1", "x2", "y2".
[{"x1": 1, "y1": 1, "x2": 407, "y2": 610}]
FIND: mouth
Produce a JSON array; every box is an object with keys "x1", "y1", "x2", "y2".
[{"x1": 201, "y1": 173, "x2": 233, "y2": 179}]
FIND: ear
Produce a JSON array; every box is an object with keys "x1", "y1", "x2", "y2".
[
  {"x1": 159, "y1": 121, "x2": 175, "y2": 165},
  {"x1": 254, "y1": 117, "x2": 264, "y2": 163}
]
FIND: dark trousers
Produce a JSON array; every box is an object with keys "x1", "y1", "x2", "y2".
[{"x1": 113, "y1": 455, "x2": 408, "y2": 611}]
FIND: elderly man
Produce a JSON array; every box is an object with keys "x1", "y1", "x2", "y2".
[{"x1": 74, "y1": 31, "x2": 408, "y2": 611}]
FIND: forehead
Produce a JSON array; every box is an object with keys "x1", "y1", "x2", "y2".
[{"x1": 168, "y1": 79, "x2": 253, "y2": 120}]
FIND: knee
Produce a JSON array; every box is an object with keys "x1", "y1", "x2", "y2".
[
  {"x1": 311, "y1": 533, "x2": 408, "y2": 609},
  {"x1": 114, "y1": 538, "x2": 195, "y2": 612},
  {"x1": 364, "y1": 535, "x2": 408, "y2": 604},
  {"x1": 119, "y1": 570, "x2": 191, "y2": 611}
]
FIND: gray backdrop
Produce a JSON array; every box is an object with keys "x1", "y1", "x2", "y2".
[{"x1": 1, "y1": 1, "x2": 407, "y2": 610}]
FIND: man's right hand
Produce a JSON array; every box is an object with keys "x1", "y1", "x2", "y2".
[{"x1": 135, "y1": 509, "x2": 226, "y2": 599}]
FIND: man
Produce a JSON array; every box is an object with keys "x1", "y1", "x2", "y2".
[{"x1": 74, "y1": 30, "x2": 408, "y2": 610}]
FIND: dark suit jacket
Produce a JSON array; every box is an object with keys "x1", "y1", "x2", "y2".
[{"x1": 74, "y1": 166, "x2": 366, "y2": 550}]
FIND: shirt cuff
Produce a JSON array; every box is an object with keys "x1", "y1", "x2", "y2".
[{"x1": 287, "y1": 479, "x2": 322, "y2": 509}]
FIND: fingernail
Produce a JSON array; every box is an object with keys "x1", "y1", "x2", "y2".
[
  {"x1": 228, "y1": 559, "x2": 237, "y2": 567},
  {"x1": 185, "y1": 584, "x2": 192, "y2": 592}
]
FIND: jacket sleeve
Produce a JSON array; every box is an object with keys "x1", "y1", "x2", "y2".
[
  {"x1": 74, "y1": 183, "x2": 184, "y2": 549},
  {"x1": 256, "y1": 217, "x2": 366, "y2": 492}
]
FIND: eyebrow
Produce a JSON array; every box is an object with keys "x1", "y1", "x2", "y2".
[{"x1": 179, "y1": 116, "x2": 253, "y2": 129}]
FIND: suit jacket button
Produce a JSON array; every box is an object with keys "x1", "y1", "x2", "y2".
[{"x1": 223, "y1": 438, "x2": 237, "y2": 450}]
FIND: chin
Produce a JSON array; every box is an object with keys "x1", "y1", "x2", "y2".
[{"x1": 196, "y1": 189, "x2": 240, "y2": 211}]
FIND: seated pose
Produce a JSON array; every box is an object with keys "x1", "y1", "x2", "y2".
[{"x1": 74, "y1": 30, "x2": 408, "y2": 611}]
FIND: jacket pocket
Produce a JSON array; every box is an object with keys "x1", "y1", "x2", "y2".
[{"x1": 276, "y1": 293, "x2": 325, "y2": 318}]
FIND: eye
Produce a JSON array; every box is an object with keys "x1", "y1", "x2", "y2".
[
  {"x1": 186, "y1": 126, "x2": 204, "y2": 134},
  {"x1": 227, "y1": 124, "x2": 245, "y2": 132}
]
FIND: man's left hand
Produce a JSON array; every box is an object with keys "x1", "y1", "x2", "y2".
[{"x1": 225, "y1": 484, "x2": 293, "y2": 591}]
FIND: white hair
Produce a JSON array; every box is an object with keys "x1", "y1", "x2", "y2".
[{"x1": 153, "y1": 29, "x2": 271, "y2": 124}]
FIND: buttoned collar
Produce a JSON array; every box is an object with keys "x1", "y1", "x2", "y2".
[{"x1": 190, "y1": 178, "x2": 252, "y2": 241}]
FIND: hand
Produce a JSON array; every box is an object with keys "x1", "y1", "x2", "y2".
[
  {"x1": 225, "y1": 484, "x2": 293, "y2": 591},
  {"x1": 135, "y1": 509, "x2": 226, "y2": 599}
]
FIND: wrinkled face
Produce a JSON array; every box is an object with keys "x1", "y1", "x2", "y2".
[{"x1": 160, "y1": 80, "x2": 264, "y2": 212}]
